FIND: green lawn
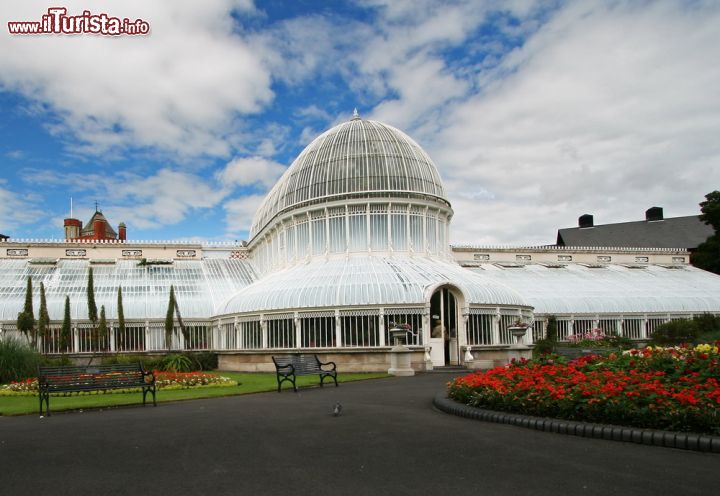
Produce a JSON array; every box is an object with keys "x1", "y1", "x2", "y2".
[{"x1": 0, "y1": 372, "x2": 389, "y2": 416}]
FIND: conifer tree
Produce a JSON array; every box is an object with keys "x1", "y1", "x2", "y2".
[
  {"x1": 38, "y1": 281, "x2": 50, "y2": 348},
  {"x1": 117, "y1": 286, "x2": 126, "y2": 351},
  {"x1": 87, "y1": 267, "x2": 98, "y2": 324},
  {"x1": 61, "y1": 295, "x2": 72, "y2": 352},
  {"x1": 87, "y1": 267, "x2": 98, "y2": 349},
  {"x1": 165, "y1": 285, "x2": 176, "y2": 349},
  {"x1": 98, "y1": 305, "x2": 108, "y2": 351},
  {"x1": 16, "y1": 276, "x2": 35, "y2": 346}
]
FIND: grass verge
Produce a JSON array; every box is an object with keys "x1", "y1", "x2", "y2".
[{"x1": 0, "y1": 372, "x2": 390, "y2": 416}]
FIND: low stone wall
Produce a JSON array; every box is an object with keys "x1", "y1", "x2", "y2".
[{"x1": 218, "y1": 348, "x2": 427, "y2": 373}]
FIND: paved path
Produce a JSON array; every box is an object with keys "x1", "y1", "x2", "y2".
[{"x1": 0, "y1": 372, "x2": 716, "y2": 495}]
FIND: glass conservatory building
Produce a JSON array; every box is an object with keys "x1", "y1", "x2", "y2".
[{"x1": 1, "y1": 113, "x2": 720, "y2": 371}]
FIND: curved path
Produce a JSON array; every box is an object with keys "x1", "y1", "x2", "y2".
[{"x1": 0, "y1": 372, "x2": 716, "y2": 495}]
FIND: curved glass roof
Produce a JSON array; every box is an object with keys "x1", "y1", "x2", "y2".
[
  {"x1": 217, "y1": 256, "x2": 528, "y2": 315},
  {"x1": 473, "y1": 263, "x2": 720, "y2": 315},
  {"x1": 250, "y1": 117, "x2": 448, "y2": 237},
  {"x1": 0, "y1": 259, "x2": 256, "y2": 321}
]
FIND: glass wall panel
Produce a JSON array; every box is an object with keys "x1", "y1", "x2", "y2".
[
  {"x1": 348, "y1": 214, "x2": 367, "y2": 251},
  {"x1": 341, "y1": 314, "x2": 379, "y2": 347},
  {"x1": 267, "y1": 319, "x2": 296, "y2": 348},
  {"x1": 623, "y1": 319, "x2": 643, "y2": 339},
  {"x1": 409, "y1": 215, "x2": 423, "y2": 252},
  {"x1": 467, "y1": 314, "x2": 494, "y2": 345},
  {"x1": 300, "y1": 315, "x2": 335, "y2": 347},
  {"x1": 384, "y1": 313, "x2": 423, "y2": 346},
  {"x1": 312, "y1": 218, "x2": 326, "y2": 256},
  {"x1": 370, "y1": 214, "x2": 388, "y2": 251},
  {"x1": 426, "y1": 215, "x2": 437, "y2": 253},
  {"x1": 391, "y1": 213, "x2": 407, "y2": 251},
  {"x1": 241, "y1": 320, "x2": 262, "y2": 349},
  {"x1": 296, "y1": 220, "x2": 309, "y2": 259},
  {"x1": 329, "y1": 216, "x2": 345, "y2": 253}
]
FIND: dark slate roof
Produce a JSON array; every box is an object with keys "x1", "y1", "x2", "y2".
[
  {"x1": 0, "y1": 234, "x2": 8, "y2": 240},
  {"x1": 80, "y1": 211, "x2": 117, "y2": 238},
  {"x1": 556, "y1": 215, "x2": 714, "y2": 249}
]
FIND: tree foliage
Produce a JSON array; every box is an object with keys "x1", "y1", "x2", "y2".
[
  {"x1": 61, "y1": 295, "x2": 72, "y2": 352},
  {"x1": 38, "y1": 282, "x2": 50, "y2": 344},
  {"x1": 117, "y1": 286, "x2": 126, "y2": 350},
  {"x1": 16, "y1": 276, "x2": 35, "y2": 345},
  {"x1": 98, "y1": 305, "x2": 108, "y2": 351},
  {"x1": 165, "y1": 285, "x2": 176, "y2": 349},
  {"x1": 87, "y1": 267, "x2": 98, "y2": 324},
  {"x1": 692, "y1": 190, "x2": 720, "y2": 275}
]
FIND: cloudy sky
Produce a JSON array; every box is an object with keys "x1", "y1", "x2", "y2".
[{"x1": 0, "y1": 0, "x2": 718, "y2": 245}]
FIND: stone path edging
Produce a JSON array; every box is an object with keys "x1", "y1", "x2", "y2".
[{"x1": 433, "y1": 393, "x2": 720, "y2": 453}]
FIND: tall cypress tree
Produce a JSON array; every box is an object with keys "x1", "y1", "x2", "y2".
[
  {"x1": 87, "y1": 267, "x2": 98, "y2": 324},
  {"x1": 16, "y1": 276, "x2": 35, "y2": 345},
  {"x1": 61, "y1": 295, "x2": 72, "y2": 352},
  {"x1": 98, "y1": 305, "x2": 108, "y2": 351},
  {"x1": 87, "y1": 267, "x2": 98, "y2": 349},
  {"x1": 38, "y1": 282, "x2": 50, "y2": 349},
  {"x1": 117, "y1": 286, "x2": 126, "y2": 351},
  {"x1": 165, "y1": 285, "x2": 176, "y2": 349}
]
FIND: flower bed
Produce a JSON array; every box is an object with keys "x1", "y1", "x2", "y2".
[
  {"x1": 0, "y1": 370, "x2": 237, "y2": 396},
  {"x1": 448, "y1": 344, "x2": 720, "y2": 435}
]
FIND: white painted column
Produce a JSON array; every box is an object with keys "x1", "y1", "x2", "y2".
[
  {"x1": 641, "y1": 314, "x2": 648, "y2": 340},
  {"x1": 261, "y1": 316, "x2": 268, "y2": 349},
  {"x1": 109, "y1": 322, "x2": 116, "y2": 352},
  {"x1": 145, "y1": 320, "x2": 151, "y2": 351},
  {"x1": 460, "y1": 310, "x2": 473, "y2": 363},
  {"x1": 235, "y1": 316, "x2": 242, "y2": 350},
  {"x1": 378, "y1": 308, "x2": 386, "y2": 347},
  {"x1": 73, "y1": 326, "x2": 79, "y2": 353},
  {"x1": 492, "y1": 309, "x2": 501, "y2": 345},
  {"x1": 294, "y1": 312, "x2": 302, "y2": 349},
  {"x1": 335, "y1": 309, "x2": 342, "y2": 348}
]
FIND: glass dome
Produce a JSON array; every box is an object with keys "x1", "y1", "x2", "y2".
[{"x1": 250, "y1": 115, "x2": 448, "y2": 238}]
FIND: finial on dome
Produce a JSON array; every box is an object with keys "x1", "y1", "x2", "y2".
[{"x1": 351, "y1": 108, "x2": 360, "y2": 120}]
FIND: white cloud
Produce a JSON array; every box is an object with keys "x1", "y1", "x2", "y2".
[
  {"x1": 420, "y1": 0, "x2": 720, "y2": 244},
  {"x1": 217, "y1": 156, "x2": 286, "y2": 189},
  {"x1": 0, "y1": 183, "x2": 44, "y2": 234},
  {"x1": 0, "y1": 0, "x2": 273, "y2": 158},
  {"x1": 223, "y1": 193, "x2": 266, "y2": 238}
]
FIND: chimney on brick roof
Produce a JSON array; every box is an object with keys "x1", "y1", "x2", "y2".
[
  {"x1": 578, "y1": 214, "x2": 594, "y2": 228},
  {"x1": 645, "y1": 206, "x2": 664, "y2": 222}
]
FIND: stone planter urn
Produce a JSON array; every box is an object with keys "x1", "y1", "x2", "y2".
[
  {"x1": 508, "y1": 326, "x2": 529, "y2": 346},
  {"x1": 387, "y1": 326, "x2": 414, "y2": 376}
]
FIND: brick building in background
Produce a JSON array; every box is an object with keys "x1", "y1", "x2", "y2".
[{"x1": 64, "y1": 208, "x2": 126, "y2": 241}]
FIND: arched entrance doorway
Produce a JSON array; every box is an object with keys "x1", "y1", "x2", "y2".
[{"x1": 428, "y1": 286, "x2": 462, "y2": 366}]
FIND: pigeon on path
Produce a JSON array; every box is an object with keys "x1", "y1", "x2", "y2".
[{"x1": 333, "y1": 402, "x2": 342, "y2": 417}]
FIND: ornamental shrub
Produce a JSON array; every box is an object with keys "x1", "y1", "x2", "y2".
[
  {"x1": 0, "y1": 337, "x2": 42, "y2": 384},
  {"x1": 650, "y1": 320, "x2": 700, "y2": 345},
  {"x1": 162, "y1": 353, "x2": 193, "y2": 372},
  {"x1": 187, "y1": 352, "x2": 218, "y2": 371}
]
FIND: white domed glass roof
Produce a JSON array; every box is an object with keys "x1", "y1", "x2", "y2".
[
  {"x1": 216, "y1": 256, "x2": 528, "y2": 315},
  {"x1": 250, "y1": 115, "x2": 448, "y2": 237}
]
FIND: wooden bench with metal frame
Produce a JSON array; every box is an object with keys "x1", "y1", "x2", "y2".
[
  {"x1": 38, "y1": 363, "x2": 156, "y2": 416},
  {"x1": 272, "y1": 354, "x2": 338, "y2": 392}
]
